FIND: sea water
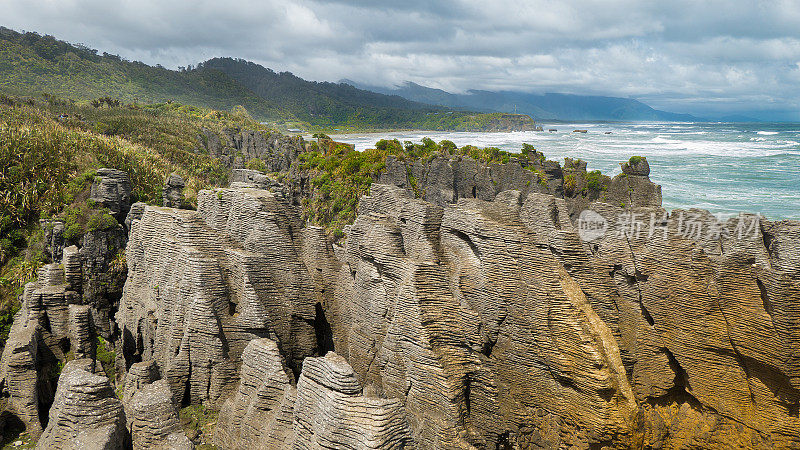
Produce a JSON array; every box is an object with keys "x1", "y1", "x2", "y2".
[{"x1": 329, "y1": 122, "x2": 800, "y2": 220}]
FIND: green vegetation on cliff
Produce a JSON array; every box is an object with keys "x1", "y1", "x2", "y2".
[
  {"x1": 296, "y1": 136, "x2": 540, "y2": 234},
  {"x1": 0, "y1": 93, "x2": 242, "y2": 316}
]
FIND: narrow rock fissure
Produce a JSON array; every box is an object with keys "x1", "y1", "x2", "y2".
[{"x1": 313, "y1": 303, "x2": 335, "y2": 356}]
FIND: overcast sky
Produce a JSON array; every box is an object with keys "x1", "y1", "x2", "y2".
[{"x1": 4, "y1": 0, "x2": 800, "y2": 119}]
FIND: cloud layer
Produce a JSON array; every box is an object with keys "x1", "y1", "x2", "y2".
[{"x1": 4, "y1": 0, "x2": 800, "y2": 119}]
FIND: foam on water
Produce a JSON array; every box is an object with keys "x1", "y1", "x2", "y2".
[{"x1": 328, "y1": 122, "x2": 800, "y2": 219}]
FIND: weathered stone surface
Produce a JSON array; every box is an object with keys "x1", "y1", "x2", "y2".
[
  {"x1": 90, "y1": 168, "x2": 132, "y2": 221},
  {"x1": 41, "y1": 219, "x2": 65, "y2": 262},
  {"x1": 125, "y1": 202, "x2": 147, "y2": 233},
  {"x1": 127, "y1": 380, "x2": 193, "y2": 450},
  {"x1": 214, "y1": 338, "x2": 296, "y2": 449},
  {"x1": 605, "y1": 171, "x2": 662, "y2": 208},
  {"x1": 115, "y1": 167, "x2": 798, "y2": 449},
  {"x1": 293, "y1": 352, "x2": 412, "y2": 449},
  {"x1": 373, "y1": 152, "x2": 614, "y2": 220},
  {"x1": 320, "y1": 184, "x2": 799, "y2": 448},
  {"x1": 79, "y1": 226, "x2": 127, "y2": 338},
  {"x1": 0, "y1": 262, "x2": 78, "y2": 436},
  {"x1": 230, "y1": 169, "x2": 288, "y2": 198},
  {"x1": 1, "y1": 231, "x2": 125, "y2": 438},
  {"x1": 117, "y1": 187, "x2": 322, "y2": 406},
  {"x1": 201, "y1": 127, "x2": 307, "y2": 171},
  {"x1": 163, "y1": 173, "x2": 186, "y2": 208},
  {"x1": 121, "y1": 360, "x2": 159, "y2": 404},
  {"x1": 36, "y1": 360, "x2": 126, "y2": 450},
  {"x1": 621, "y1": 157, "x2": 650, "y2": 176},
  {"x1": 0, "y1": 315, "x2": 41, "y2": 437}
]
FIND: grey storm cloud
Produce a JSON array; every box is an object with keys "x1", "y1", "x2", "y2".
[{"x1": 4, "y1": 0, "x2": 800, "y2": 119}]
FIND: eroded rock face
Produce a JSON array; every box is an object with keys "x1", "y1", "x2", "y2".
[
  {"x1": 127, "y1": 380, "x2": 193, "y2": 450},
  {"x1": 214, "y1": 339, "x2": 411, "y2": 449},
  {"x1": 214, "y1": 338, "x2": 295, "y2": 449},
  {"x1": 117, "y1": 187, "x2": 323, "y2": 407},
  {"x1": 201, "y1": 127, "x2": 307, "y2": 172},
  {"x1": 90, "y1": 168, "x2": 132, "y2": 221},
  {"x1": 36, "y1": 360, "x2": 126, "y2": 450},
  {"x1": 293, "y1": 352, "x2": 412, "y2": 449},
  {"x1": 162, "y1": 173, "x2": 186, "y2": 208},
  {"x1": 374, "y1": 152, "x2": 620, "y2": 220},
  {"x1": 115, "y1": 172, "x2": 799, "y2": 448},
  {"x1": 0, "y1": 264, "x2": 83, "y2": 437}
]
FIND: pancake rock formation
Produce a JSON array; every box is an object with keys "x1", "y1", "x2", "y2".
[
  {"x1": 3, "y1": 152, "x2": 799, "y2": 449},
  {"x1": 110, "y1": 155, "x2": 800, "y2": 449}
]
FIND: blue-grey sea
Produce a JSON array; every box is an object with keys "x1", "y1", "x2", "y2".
[{"x1": 329, "y1": 122, "x2": 800, "y2": 220}]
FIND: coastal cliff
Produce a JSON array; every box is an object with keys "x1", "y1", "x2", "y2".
[{"x1": 1, "y1": 132, "x2": 798, "y2": 449}]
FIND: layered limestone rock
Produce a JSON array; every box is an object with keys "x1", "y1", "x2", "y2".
[
  {"x1": 330, "y1": 184, "x2": 639, "y2": 447},
  {"x1": 0, "y1": 263, "x2": 83, "y2": 437},
  {"x1": 162, "y1": 173, "x2": 186, "y2": 208},
  {"x1": 293, "y1": 352, "x2": 411, "y2": 449},
  {"x1": 0, "y1": 169, "x2": 131, "y2": 441},
  {"x1": 79, "y1": 225, "x2": 127, "y2": 338},
  {"x1": 605, "y1": 157, "x2": 662, "y2": 208},
  {"x1": 113, "y1": 161, "x2": 800, "y2": 448},
  {"x1": 373, "y1": 152, "x2": 614, "y2": 220},
  {"x1": 215, "y1": 339, "x2": 411, "y2": 449},
  {"x1": 36, "y1": 360, "x2": 126, "y2": 450},
  {"x1": 125, "y1": 202, "x2": 147, "y2": 233},
  {"x1": 214, "y1": 338, "x2": 296, "y2": 448},
  {"x1": 201, "y1": 127, "x2": 307, "y2": 171},
  {"x1": 117, "y1": 186, "x2": 324, "y2": 407},
  {"x1": 90, "y1": 168, "x2": 132, "y2": 221},
  {"x1": 127, "y1": 380, "x2": 193, "y2": 449},
  {"x1": 121, "y1": 360, "x2": 159, "y2": 403}
]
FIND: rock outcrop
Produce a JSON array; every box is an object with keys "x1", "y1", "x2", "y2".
[
  {"x1": 90, "y1": 168, "x2": 132, "y2": 221},
  {"x1": 8, "y1": 151, "x2": 797, "y2": 449},
  {"x1": 36, "y1": 360, "x2": 126, "y2": 450},
  {"x1": 127, "y1": 380, "x2": 193, "y2": 450},
  {"x1": 111, "y1": 168, "x2": 800, "y2": 448},
  {"x1": 372, "y1": 152, "x2": 617, "y2": 220},
  {"x1": 200, "y1": 127, "x2": 307, "y2": 171},
  {"x1": 214, "y1": 338, "x2": 411, "y2": 449},
  {"x1": 214, "y1": 338, "x2": 296, "y2": 448},
  {"x1": 162, "y1": 173, "x2": 185, "y2": 208},
  {"x1": 293, "y1": 352, "x2": 411, "y2": 449},
  {"x1": 117, "y1": 186, "x2": 323, "y2": 407},
  {"x1": 0, "y1": 168, "x2": 130, "y2": 441},
  {"x1": 0, "y1": 263, "x2": 82, "y2": 437}
]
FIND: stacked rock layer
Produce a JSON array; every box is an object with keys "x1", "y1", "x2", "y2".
[{"x1": 109, "y1": 163, "x2": 800, "y2": 448}]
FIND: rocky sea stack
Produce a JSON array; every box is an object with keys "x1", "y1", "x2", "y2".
[{"x1": 1, "y1": 132, "x2": 798, "y2": 449}]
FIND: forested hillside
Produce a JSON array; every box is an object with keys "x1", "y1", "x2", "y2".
[{"x1": 0, "y1": 27, "x2": 535, "y2": 131}]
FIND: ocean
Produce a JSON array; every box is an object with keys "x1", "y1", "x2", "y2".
[{"x1": 329, "y1": 122, "x2": 800, "y2": 220}]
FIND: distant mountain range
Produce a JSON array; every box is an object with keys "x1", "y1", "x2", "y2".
[
  {"x1": 1, "y1": 25, "x2": 764, "y2": 127},
  {"x1": 343, "y1": 80, "x2": 703, "y2": 122}
]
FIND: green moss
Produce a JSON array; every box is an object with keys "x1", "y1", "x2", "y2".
[
  {"x1": 585, "y1": 170, "x2": 606, "y2": 191},
  {"x1": 96, "y1": 335, "x2": 116, "y2": 381},
  {"x1": 245, "y1": 158, "x2": 267, "y2": 172},
  {"x1": 180, "y1": 404, "x2": 219, "y2": 449},
  {"x1": 563, "y1": 174, "x2": 577, "y2": 196},
  {"x1": 629, "y1": 155, "x2": 645, "y2": 165}
]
